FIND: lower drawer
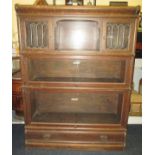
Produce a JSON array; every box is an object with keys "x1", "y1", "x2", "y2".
[{"x1": 25, "y1": 129, "x2": 125, "y2": 146}]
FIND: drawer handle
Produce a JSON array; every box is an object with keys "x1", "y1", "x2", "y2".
[
  {"x1": 73, "y1": 61, "x2": 80, "y2": 65},
  {"x1": 100, "y1": 135, "x2": 108, "y2": 141},
  {"x1": 71, "y1": 98, "x2": 79, "y2": 101},
  {"x1": 43, "y1": 133, "x2": 51, "y2": 139}
]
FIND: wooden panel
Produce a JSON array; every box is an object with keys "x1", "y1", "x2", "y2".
[
  {"x1": 25, "y1": 128, "x2": 125, "y2": 150},
  {"x1": 15, "y1": 5, "x2": 140, "y2": 17},
  {"x1": 26, "y1": 130, "x2": 125, "y2": 144}
]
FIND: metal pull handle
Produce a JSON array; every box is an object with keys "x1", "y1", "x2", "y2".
[
  {"x1": 43, "y1": 133, "x2": 51, "y2": 139},
  {"x1": 71, "y1": 98, "x2": 79, "y2": 101},
  {"x1": 73, "y1": 61, "x2": 80, "y2": 65},
  {"x1": 100, "y1": 135, "x2": 108, "y2": 141}
]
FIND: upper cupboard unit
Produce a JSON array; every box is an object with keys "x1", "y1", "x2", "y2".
[{"x1": 16, "y1": 5, "x2": 139, "y2": 54}]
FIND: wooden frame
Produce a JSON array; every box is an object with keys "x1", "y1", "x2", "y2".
[{"x1": 16, "y1": 4, "x2": 140, "y2": 150}]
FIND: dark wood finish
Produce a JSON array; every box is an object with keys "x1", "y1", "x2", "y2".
[
  {"x1": 16, "y1": 2, "x2": 139, "y2": 150},
  {"x1": 25, "y1": 129, "x2": 125, "y2": 151},
  {"x1": 12, "y1": 73, "x2": 23, "y2": 114},
  {"x1": 135, "y1": 31, "x2": 142, "y2": 58},
  {"x1": 12, "y1": 57, "x2": 23, "y2": 115}
]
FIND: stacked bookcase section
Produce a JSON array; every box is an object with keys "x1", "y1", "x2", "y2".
[{"x1": 16, "y1": 3, "x2": 140, "y2": 150}]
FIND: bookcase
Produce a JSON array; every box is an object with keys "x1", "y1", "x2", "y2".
[{"x1": 16, "y1": 2, "x2": 140, "y2": 150}]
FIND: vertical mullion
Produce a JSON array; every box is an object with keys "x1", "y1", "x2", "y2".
[
  {"x1": 30, "y1": 23, "x2": 33, "y2": 47},
  {"x1": 110, "y1": 24, "x2": 114, "y2": 48},
  {"x1": 121, "y1": 25, "x2": 125, "y2": 49},
  {"x1": 116, "y1": 24, "x2": 119, "y2": 49},
  {"x1": 35, "y1": 23, "x2": 39, "y2": 48}
]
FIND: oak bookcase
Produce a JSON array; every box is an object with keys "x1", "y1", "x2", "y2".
[{"x1": 16, "y1": 1, "x2": 140, "y2": 150}]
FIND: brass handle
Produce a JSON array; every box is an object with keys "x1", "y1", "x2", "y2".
[
  {"x1": 71, "y1": 98, "x2": 79, "y2": 101},
  {"x1": 73, "y1": 60, "x2": 80, "y2": 65},
  {"x1": 100, "y1": 135, "x2": 108, "y2": 141},
  {"x1": 43, "y1": 133, "x2": 51, "y2": 139}
]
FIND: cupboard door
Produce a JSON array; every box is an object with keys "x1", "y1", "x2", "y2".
[
  {"x1": 102, "y1": 18, "x2": 137, "y2": 53},
  {"x1": 19, "y1": 17, "x2": 53, "y2": 50},
  {"x1": 23, "y1": 87, "x2": 130, "y2": 125},
  {"x1": 23, "y1": 55, "x2": 131, "y2": 84}
]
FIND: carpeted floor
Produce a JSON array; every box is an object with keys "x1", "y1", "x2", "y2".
[{"x1": 12, "y1": 124, "x2": 142, "y2": 155}]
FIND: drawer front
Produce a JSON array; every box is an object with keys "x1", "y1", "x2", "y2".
[
  {"x1": 23, "y1": 87, "x2": 130, "y2": 125},
  {"x1": 22, "y1": 56, "x2": 133, "y2": 85},
  {"x1": 26, "y1": 130, "x2": 125, "y2": 144}
]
